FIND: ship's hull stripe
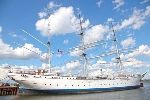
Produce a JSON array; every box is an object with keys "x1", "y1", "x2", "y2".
[{"x1": 20, "y1": 85, "x2": 140, "y2": 93}]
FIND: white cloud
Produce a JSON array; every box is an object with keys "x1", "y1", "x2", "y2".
[
  {"x1": 0, "y1": 63, "x2": 10, "y2": 68},
  {"x1": 121, "y1": 45, "x2": 150, "y2": 60},
  {"x1": 89, "y1": 67, "x2": 114, "y2": 77},
  {"x1": 48, "y1": 1, "x2": 61, "y2": 9},
  {"x1": 38, "y1": 2, "x2": 61, "y2": 19},
  {"x1": 140, "y1": 0, "x2": 149, "y2": 4},
  {"x1": 137, "y1": 45, "x2": 149, "y2": 55},
  {"x1": 109, "y1": 45, "x2": 116, "y2": 51},
  {"x1": 112, "y1": 0, "x2": 125, "y2": 10},
  {"x1": 90, "y1": 60, "x2": 107, "y2": 70},
  {"x1": 0, "y1": 38, "x2": 46, "y2": 61},
  {"x1": 96, "y1": 0, "x2": 102, "y2": 8},
  {"x1": 143, "y1": 46, "x2": 150, "y2": 56},
  {"x1": 107, "y1": 18, "x2": 114, "y2": 22},
  {"x1": 8, "y1": 32, "x2": 27, "y2": 41},
  {"x1": 0, "y1": 38, "x2": 14, "y2": 59},
  {"x1": 35, "y1": 6, "x2": 90, "y2": 37},
  {"x1": 19, "y1": 35, "x2": 27, "y2": 41},
  {"x1": 121, "y1": 37, "x2": 135, "y2": 48},
  {"x1": 76, "y1": 8, "x2": 81, "y2": 15},
  {"x1": 51, "y1": 61, "x2": 81, "y2": 74},
  {"x1": 40, "y1": 63, "x2": 49, "y2": 69},
  {"x1": 55, "y1": 53, "x2": 62, "y2": 58},
  {"x1": 122, "y1": 58, "x2": 144, "y2": 68},
  {"x1": 38, "y1": 12, "x2": 47, "y2": 18},
  {"x1": 9, "y1": 32, "x2": 17, "y2": 37},
  {"x1": 84, "y1": 24, "x2": 109, "y2": 44},
  {"x1": 70, "y1": 48, "x2": 82, "y2": 56},
  {"x1": 144, "y1": 6, "x2": 150, "y2": 16},
  {"x1": 63, "y1": 39, "x2": 68, "y2": 44},
  {"x1": 0, "y1": 26, "x2": 2, "y2": 33},
  {"x1": 116, "y1": 6, "x2": 150, "y2": 30},
  {"x1": 13, "y1": 43, "x2": 43, "y2": 60},
  {"x1": 65, "y1": 61, "x2": 80, "y2": 70},
  {"x1": 107, "y1": 44, "x2": 150, "y2": 69}
]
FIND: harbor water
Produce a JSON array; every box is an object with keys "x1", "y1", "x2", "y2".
[{"x1": 0, "y1": 82, "x2": 150, "y2": 100}]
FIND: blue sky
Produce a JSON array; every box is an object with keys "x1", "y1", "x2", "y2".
[{"x1": 0, "y1": 0, "x2": 150, "y2": 79}]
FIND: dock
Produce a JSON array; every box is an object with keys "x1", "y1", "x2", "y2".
[{"x1": 0, "y1": 86, "x2": 19, "y2": 96}]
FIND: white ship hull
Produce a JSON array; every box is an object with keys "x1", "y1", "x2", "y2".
[{"x1": 8, "y1": 73, "x2": 143, "y2": 93}]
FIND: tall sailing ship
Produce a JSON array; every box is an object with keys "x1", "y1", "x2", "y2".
[{"x1": 6, "y1": 14, "x2": 147, "y2": 94}]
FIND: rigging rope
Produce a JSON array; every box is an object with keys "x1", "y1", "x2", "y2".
[
  {"x1": 22, "y1": 29, "x2": 48, "y2": 47},
  {"x1": 14, "y1": 42, "x2": 46, "y2": 59}
]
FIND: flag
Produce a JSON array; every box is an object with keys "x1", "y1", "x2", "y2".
[{"x1": 58, "y1": 49, "x2": 63, "y2": 54}]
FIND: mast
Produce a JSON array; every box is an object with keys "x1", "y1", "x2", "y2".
[
  {"x1": 47, "y1": 21, "x2": 51, "y2": 74},
  {"x1": 111, "y1": 23, "x2": 122, "y2": 75},
  {"x1": 78, "y1": 14, "x2": 88, "y2": 78}
]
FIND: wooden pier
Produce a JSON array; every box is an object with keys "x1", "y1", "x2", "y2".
[{"x1": 0, "y1": 86, "x2": 19, "y2": 96}]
